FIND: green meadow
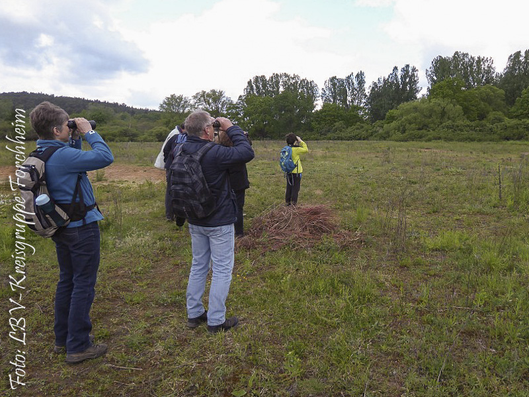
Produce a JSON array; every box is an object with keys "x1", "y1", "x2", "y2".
[{"x1": 1, "y1": 140, "x2": 529, "y2": 396}]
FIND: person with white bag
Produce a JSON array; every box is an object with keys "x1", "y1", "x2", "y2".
[{"x1": 154, "y1": 123, "x2": 186, "y2": 221}]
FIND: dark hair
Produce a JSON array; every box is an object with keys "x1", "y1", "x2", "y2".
[
  {"x1": 30, "y1": 101, "x2": 69, "y2": 140},
  {"x1": 285, "y1": 133, "x2": 297, "y2": 146}
]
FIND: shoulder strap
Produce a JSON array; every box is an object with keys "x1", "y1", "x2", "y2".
[
  {"x1": 30, "y1": 146, "x2": 62, "y2": 162},
  {"x1": 194, "y1": 141, "x2": 216, "y2": 158},
  {"x1": 29, "y1": 146, "x2": 62, "y2": 184},
  {"x1": 32, "y1": 146, "x2": 92, "y2": 221},
  {"x1": 197, "y1": 142, "x2": 228, "y2": 187},
  {"x1": 175, "y1": 141, "x2": 216, "y2": 159}
]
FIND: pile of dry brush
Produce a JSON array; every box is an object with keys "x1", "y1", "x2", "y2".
[{"x1": 237, "y1": 204, "x2": 363, "y2": 252}]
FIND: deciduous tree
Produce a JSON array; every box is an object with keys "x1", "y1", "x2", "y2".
[
  {"x1": 498, "y1": 49, "x2": 529, "y2": 106},
  {"x1": 426, "y1": 51, "x2": 496, "y2": 90},
  {"x1": 191, "y1": 89, "x2": 233, "y2": 116},
  {"x1": 366, "y1": 65, "x2": 420, "y2": 122}
]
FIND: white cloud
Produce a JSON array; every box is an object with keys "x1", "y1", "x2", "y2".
[
  {"x1": 36, "y1": 34, "x2": 54, "y2": 48},
  {"x1": 354, "y1": 0, "x2": 395, "y2": 6},
  {"x1": 0, "y1": 0, "x2": 148, "y2": 100},
  {"x1": 1, "y1": 0, "x2": 527, "y2": 109},
  {"x1": 112, "y1": 0, "x2": 353, "y2": 107},
  {"x1": 384, "y1": 0, "x2": 529, "y2": 72}
]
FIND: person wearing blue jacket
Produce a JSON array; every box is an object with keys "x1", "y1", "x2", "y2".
[
  {"x1": 183, "y1": 110, "x2": 254, "y2": 333},
  {"x1": 30, "y1": 101, "x2": 114, "y2": 364}
]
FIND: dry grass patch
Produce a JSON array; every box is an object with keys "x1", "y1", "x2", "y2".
[{"x1": 237, "y1": 204, "x2": 363, "y2": 252}]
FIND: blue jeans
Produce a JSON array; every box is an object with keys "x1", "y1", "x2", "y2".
[
  {"x1": 52, "y1": 222, "x2": 100, "y2": 353},
  {"x1": 186, "y1": 223, "x2": 235, "y2": 326}
]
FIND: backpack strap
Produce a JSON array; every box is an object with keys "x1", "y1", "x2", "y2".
[
  {"x1": 30, "y1": 145, "x2": 62, "y2": 161},
  {"x1": 29, "y1": 146, "x2": 62, "y2": 186},
  {"x1": 195, "y1": 141, "x2": 217, "y2": 157},
  {"x1": 289, "y1": 145, "x2": 300, "y2": 173},
  {"x1": 33, "y1": 146, "x2": 95, "y2": 223},
  {"x1": 185, "y1": 141, "x2": 226, "y2": 188},
  {"x1": 174, "y1": 140, "x2": 216, "y2": 159}
]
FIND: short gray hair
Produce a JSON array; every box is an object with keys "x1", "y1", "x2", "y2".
[{"x1": 184, "y1": 110, "x2": 211, "y2": 137}]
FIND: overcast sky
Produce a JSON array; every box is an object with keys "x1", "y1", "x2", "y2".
[{"x1": 1, "y1": 0, "x2": 527, "y2": 110}]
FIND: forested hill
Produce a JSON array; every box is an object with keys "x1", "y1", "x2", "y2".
[{"x1": 0, "y1": 92, "x2": 153, "y2": 115}]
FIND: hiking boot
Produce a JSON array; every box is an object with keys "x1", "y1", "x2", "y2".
[
  {"x1": 65, "y1": 344, "x2": 108, "y2": 364},
  {"x1": 187, "y1": 311, "x2": 207, "y2": 328},
  {"x1": 54, "y1": 334, "x2": 94, "y2": 354},
  {"x1": 208, "y1": 317, "x2": 239, "y2": 334}
]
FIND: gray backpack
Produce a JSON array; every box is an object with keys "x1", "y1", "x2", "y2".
[
  {"x1": 18, "y1": 147, "x2": 95, "y2": 238},
  {"x1": 17, "y1": 147, "x2": 71, "y2": 237}
]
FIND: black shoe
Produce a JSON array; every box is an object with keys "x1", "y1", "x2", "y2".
[
  {"x1": 187, "y1": 311, "x2": 207, "y2": 328},
  {"x1": 208, "y1": 316, "x2": 239, "y2": 334},
  {"x1": 65, "y1": 344, "x2": 108, "y2": 364}
]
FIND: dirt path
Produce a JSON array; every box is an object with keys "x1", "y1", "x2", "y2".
[{"x1": 0, "y1": 164, "x2": 165, "y2": 185}]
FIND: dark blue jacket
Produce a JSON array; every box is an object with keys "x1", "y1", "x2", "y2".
[{"x1": 182, "y1": 126, "x2": 254, "y2": 227}]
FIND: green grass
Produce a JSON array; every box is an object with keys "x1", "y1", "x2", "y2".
[{"x1": 2, "y1": 140, "x2": 529, "y2": 396}]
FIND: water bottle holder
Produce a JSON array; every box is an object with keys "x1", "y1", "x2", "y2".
[
  {"x1": 35, "y1": 207, "x2": 54, "y2": 229},
  {"x1": 35, "y1": 203, "x2": 70, "y2": 228}
]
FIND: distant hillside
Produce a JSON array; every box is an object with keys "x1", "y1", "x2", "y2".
[{"x1": 0, "y1": 91, "x2": 155, "y2": 115}]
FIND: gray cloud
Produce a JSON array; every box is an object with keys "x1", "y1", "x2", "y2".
[{"x1": 0, "y1": 1, "x2": 149, "y2": 82}]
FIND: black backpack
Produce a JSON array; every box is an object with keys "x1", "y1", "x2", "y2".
[
  {"x1": 17, "y1": 147, "x2": 94, "y2": 238},
  {"x1": 169, "y1": 142, "x2": 218, "y2": 219}
]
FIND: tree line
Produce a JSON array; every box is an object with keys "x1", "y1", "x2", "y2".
[{"x1": 2, "y1": 49, "x2": 529, "y2": 142}]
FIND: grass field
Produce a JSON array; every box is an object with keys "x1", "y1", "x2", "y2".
[{"x1": 2, "y1": 140, "x2": 529, "y2": 396}]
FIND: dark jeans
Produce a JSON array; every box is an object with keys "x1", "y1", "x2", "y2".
[
  {"x1": 166, "y1": 169, "x2": 186, "y2": 226},
  {"x1": 285, "y1": 173, "x2": 302, "y2": 205},
  {"x1": 234, "y1": 189, "x2": 246, "y2": 236},
  {"x1": 52, "y1": 222, "x2": 100, "y2": 353},
  {"x1": 165, "y1": 169, "x2": 173, "y2": 220}
]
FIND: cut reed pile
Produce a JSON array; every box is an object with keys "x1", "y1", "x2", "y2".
[{"x1": 238, "y1": 204, "x2": 362, "y2": 251}]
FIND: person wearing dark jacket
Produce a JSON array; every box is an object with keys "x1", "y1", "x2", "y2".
[
  {"x1": 217, "y1": 129, "x2": 251, "y2": 236},
  {"x1": 163, "y1": 123, "x2": 187, "y2": 226},
  {"x1": 183, "y1": 110, "x2": 254, "y2": 333}
]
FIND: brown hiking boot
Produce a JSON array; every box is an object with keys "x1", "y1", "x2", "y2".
[
  {"x1": 54, "y1": 335, "x2": 94, "y2": 354},
  {"x1": 65, "y1": 344, "x2": 108, "y2": 364}
]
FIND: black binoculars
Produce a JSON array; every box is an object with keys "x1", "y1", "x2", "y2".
[{"x1": 67, "y1": 120, "x2": 96, "y2": 130}]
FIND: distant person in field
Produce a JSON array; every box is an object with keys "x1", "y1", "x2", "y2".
[
  {"x1": 182, "y1": 110, "x2": 254, "y2": 333},
  {"x1": 30, "y1": 101, "x2": 113, "y2": 364},
  {"x1": 284, "y1": 133, "x2": 308, "y2": 205},
  {"x1": 216, "y1": 128, "x2": 251, "y2": 237}
]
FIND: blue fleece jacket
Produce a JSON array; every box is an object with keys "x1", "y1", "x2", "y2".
[
  {"x1": 36, "y1": 130, "x2": 114, "y2": 228},
  {"x1": 182, "y1": 126, "x2": 254, "y2": 227}
]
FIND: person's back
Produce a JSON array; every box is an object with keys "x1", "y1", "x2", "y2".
[
  {"x1": 181, "y1": 110, "x2": 254, "y2": 334},
  {"x1": 284, "y1": 133, "x2": 308, "y2": 205},
  {"x1": 216, "y1": 129, "x2": 251, "y2": 236}
]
